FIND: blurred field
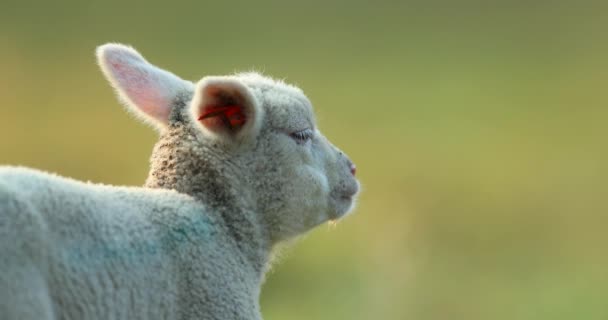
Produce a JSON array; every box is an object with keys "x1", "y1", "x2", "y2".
[{"x1": 1, "y1": 1, "x2": 607, "y2": 319}]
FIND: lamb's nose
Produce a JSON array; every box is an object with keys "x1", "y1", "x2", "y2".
[{"x1": 350, "y1": 163, "x2": 356, "y2": 176}]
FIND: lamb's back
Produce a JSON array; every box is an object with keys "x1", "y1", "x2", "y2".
[{"x1": 0, "y1": 166, "x2": 239, "y2": 319}]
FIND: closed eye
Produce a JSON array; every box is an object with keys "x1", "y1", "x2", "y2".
[{"x1": 289, "y1": 128, "x2": 314, "y2": 144}]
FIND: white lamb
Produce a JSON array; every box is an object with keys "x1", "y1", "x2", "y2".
[{"x1": 0, "y1": 44, "x2": 359, "y2": 320}]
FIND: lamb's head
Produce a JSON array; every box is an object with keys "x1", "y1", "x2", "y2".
[{"x1": 97, "y1": 43, "x2": 359, "y2": 244}]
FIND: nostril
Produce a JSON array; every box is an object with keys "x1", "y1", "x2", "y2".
[{"x1": 350, "y1": 163, "x2": 356, "y2": 176}]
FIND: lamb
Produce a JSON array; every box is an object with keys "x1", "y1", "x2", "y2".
[{"x1": 0, "y1": 43, "x2": 359, "y2": 320}]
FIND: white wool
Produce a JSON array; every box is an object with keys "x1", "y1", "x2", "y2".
[{"x1": 0, "y1": 43, "x2": 359, "y2": 320}]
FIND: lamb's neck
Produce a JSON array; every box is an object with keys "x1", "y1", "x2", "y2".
[{"x1": 144, "y1": 135, "x2": 271, "y2": 276}]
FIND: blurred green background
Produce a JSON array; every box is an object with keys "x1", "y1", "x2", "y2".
[{"x1": 1, "y1": 1, "x2": 607, "y2": 319}]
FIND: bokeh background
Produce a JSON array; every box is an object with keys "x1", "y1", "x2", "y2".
[{"x1": 1, "y1": 1, "x2": 607, "y2": 319}]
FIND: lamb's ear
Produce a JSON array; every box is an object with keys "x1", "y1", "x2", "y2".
[
  {"x1": 191, "y1": 77, "x2": 262, "y2": 141},
  {"x1": 96, "y1": 43, "x2": 193, "y2": 129}
]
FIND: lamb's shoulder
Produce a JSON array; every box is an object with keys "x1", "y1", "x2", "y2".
[
  {"x1": 1, "y1": 166, "x2": 251, "y2": 319},
  {"x1": 0, "y1": 166, "x2": 222, "y2": 250}
]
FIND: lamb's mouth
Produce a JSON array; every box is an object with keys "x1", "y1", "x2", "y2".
[
  {"x1": 328, "y1": 179, "x2": 360, "y2": 219},
  {"x1": 329, "y1": 193, "x2": 357, "y2": 220},
  {"x1": 341, "y1": 194, "x2": 355, "y2": 201}
]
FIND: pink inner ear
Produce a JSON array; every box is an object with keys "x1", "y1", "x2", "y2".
[
  {"x1": 108, "y1": 59, "x2": 172, "y2": 122},
  {"x1": 198, "y1": 105, "x2": 246, "y2": 131}
]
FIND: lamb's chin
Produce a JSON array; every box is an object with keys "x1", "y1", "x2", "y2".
[{"x1": 328, "y1": 195, "x2": 356, "y2": 221}]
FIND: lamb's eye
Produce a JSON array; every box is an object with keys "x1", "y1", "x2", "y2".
[{"x1": 289, "y1": 128, "x2": 314, "y2": 144}]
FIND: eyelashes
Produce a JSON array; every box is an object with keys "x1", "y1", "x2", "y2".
[{"x1": 289, "y1": 128, "x2": 314, "y2": 144}]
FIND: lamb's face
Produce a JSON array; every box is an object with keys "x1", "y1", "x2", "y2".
[
  {"x1": 96, "y1": 44, "x2": 359, "y2": 243},
  {"x1": 187, "y1": 73, "x2": 359, "y2": 242},
  {"x1": 235, "y1": 74, "x2": 359, "y2": 241}
]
